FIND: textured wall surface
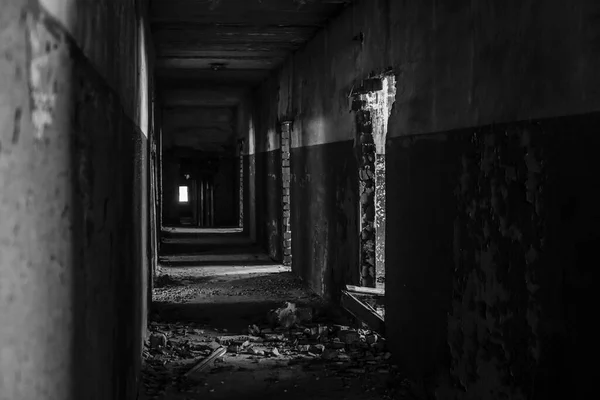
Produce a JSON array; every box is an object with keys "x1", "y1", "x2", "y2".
[
  {"x1": 250, "y1": 0, "x2": 600, "y2": 397},
  {"x1": 0, "y1": 1, "x2": 149, "y2": 399},
  {"x1": 386, "y1": 114, "x2": 597, "y2": 399}
]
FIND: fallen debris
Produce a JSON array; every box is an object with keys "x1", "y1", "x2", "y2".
[
  {"x1": 184, "y1": 347, "x2": 227, "y2": 377},
  {"x1": 340, "y1": 290, "x2": 385, "y2": 334},
  {"x1": 346, "y1": 284, "x2": 385, "y2": 296},
  {"x1": 149, "y1": 332, "x2": 167, "y2": 349},
  {"x1": 267, "y1": 301, "x2": 313, "y2": 329},
  {"x1": 143, "y1": 267, "x2": 402, "y2": 399}
]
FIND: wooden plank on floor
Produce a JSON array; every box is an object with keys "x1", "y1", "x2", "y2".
[
  {"x1": 346, "y1": 285, "x2": 385, "y2": 296},
  {"x1": 340, "y1": 290, "x2": 385, "y2": 334}
]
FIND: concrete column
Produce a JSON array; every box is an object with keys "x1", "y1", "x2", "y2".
[{"x1": 1, "y1": 2, "x2": 73, "y2": 399}]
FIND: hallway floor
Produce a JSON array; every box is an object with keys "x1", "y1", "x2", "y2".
[{"x1": 142, "y1": 262, "x2": 420, "y2": 400}]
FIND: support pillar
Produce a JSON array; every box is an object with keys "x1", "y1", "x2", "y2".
[{"x1": 281, "y1": 121, "x2": 293, "y2": 266}]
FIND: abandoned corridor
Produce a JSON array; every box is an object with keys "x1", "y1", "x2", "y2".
[{"x1": 0, "y1": 0, "x2": 596, "y2": 399}]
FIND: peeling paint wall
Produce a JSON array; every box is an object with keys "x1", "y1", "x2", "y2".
[
  {"x1": 0, "y1": 0, "x2": 152, "y2": 399},
  {"x1": 447, "y1": 126, "x2": 546, "y2": 399},
  {"x1": 386, "y1": 116, "x2": 597, "y2": 399}
]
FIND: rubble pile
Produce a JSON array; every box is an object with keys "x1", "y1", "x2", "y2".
[
  {"x1": 143, "y1": 301, "x2": 399, "y2": 399},
  {"x1": 142, "y1": 322, "x2": 219, "y2": 399},
  {"x1": 219, "y1": 302, "x2": 394, "y2": 375}
]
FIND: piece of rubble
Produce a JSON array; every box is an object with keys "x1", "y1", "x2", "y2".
[
  {"x1": 249, "y1": 347, "x2": 267, "y2": 356},
  {"x1": 296, "y1": 344, "x2": 311, "y2": 353},
  {"x1": 247, "y1": 324, "x2": 261, "y2": 336},
  {"x1": 365, "y1": 334, "x2": 378, "y2": 345},
  {"x1": 267, "y1": 302, "x2": 314, "y2": 329},
  {"x1": 309, "y1": 344, "x2": 325, "y2": 354},
  {"x1": 263, "y1": 333, "x2": 285, "y2": 342},
  {"x1": 267, "y1": 302, "x2": 297, "y2": 328},
  {"x1": 338, "y1": 329, "x2": 360, "y2": 344},
  {"x1": 217, "y1": 335, "x2": 262, "y2": 345},
  {"x1": 149, "y1": 332, "x2": 167, "y2": 349},
  {"x1": 321, "y1": 349, "x2": 339, "y2": 360}
]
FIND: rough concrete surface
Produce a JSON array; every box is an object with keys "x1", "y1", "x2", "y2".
[
  {"x1": 1, "y1": 1, "x2": 151, "y2": 399},
  {"x1": 386, "y1": 113, "x2": 598, "y2": 399},
  {"x1": 244, "y1": 1, "x2": 600, "y2": 398},
  {"x1": 142, "y1": 265, "x2": 418, "y2": 400}
]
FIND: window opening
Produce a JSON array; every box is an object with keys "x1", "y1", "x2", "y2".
[{"x1": 178, "y1": 186, "x2": 189, "y2": 203}]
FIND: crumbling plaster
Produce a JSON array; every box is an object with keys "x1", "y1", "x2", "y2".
[{"x1": 445, "y1": 126, "x2": 545, "y2": 399}]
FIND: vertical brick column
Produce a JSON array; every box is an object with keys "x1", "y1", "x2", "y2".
[
  {"x1": 355, "y1": 106, "x2": 376, "y2": 287},
  {"x1": 238, "y1": 138, "x2": 244, "y2": 228},
  {"x1": 281, "y1": 122, "x2": 293, "y2": 266},
  {"x1": 374, "y1": 154, "x2": 386, "y2": 289}
]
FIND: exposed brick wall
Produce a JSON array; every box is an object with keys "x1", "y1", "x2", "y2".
[
  {"x1": 374, "y1": 153, "x2": 386, "y2": 289},
  {"x1": 354, "y1": 105, "x2": 376, "y2": 287},
  {"x1": 238, "y1": 139, "x2": 244, "y2": 228},
  {"x1": 281, "y1": 122, "x2": 292, "y2": 266}
]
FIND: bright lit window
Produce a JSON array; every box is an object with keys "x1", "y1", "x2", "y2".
[{"x1": 179, "y1": 186, "x2": 189, "y2": 203}]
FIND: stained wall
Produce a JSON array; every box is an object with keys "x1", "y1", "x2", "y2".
[{"x1": 251, "y1": 0, "x2": 599, "y2": 397}]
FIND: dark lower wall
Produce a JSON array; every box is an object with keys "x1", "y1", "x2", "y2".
[
  {"x1": 385, "y1": 112, "x2": 597, "y2": 399},
  {"x1": 255, "y1": 149, "x2": 282, "y2": 260},
  {"x1": 290, "y1": 141, "x2": 359, "y2": 299},
  {"x1": 214, "y1": 156, "x2": 237, "y2": 227},
  {"x1": 161, "y1": 157, "x2": 180, "y2": 225}
]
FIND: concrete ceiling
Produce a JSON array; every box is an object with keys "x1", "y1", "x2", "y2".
[{"x1": 150, "y1": 0, "x2": 352, "y2": 107}]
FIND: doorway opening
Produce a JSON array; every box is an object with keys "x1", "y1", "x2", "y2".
[
  {"x1": 345, "y1": 73, "x2": 395, "y2": 324},
  {"x1": 238, "y1": 138, "x2": 245, "y2": 229}
]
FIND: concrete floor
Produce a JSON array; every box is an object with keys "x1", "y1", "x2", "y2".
[
  {"x1": 144, "y1": 232, "x2": 420, "y2": 400},
  {"x1": 159, "y1": 227, "x2": 268, "y2": 266}
]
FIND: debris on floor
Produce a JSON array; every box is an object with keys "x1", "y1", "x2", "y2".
[
  {"x1": 143, "y1": 303, "x2": 396, "y2": 398},
  {"x1": 143, "y1": 266, "x2": 419, "y2": 399}
]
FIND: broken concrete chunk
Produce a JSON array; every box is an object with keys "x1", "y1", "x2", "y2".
[
  {"x1": 296, "y1": 344, "x2": 311, "y2": 353},
  {"x1": 263, "y1": 333, "x2": 285, "y2": 342},
  {"x1": 250, "y1": 347, "x2": 266, "y2": 356},
  {"x1": 201, "y1": 341, "x2": 221, "y2": 351},
  {"x1": 365, "y1": 334, "x2": 378, "y2": 345},
  {"x1": 149, "y1": 332, "x2": 167, "y2": 349},
  {"x1": 337, "y1": 330, "x2": 360, "y2": 344},
  {"x1": 247, "y1": 324, "x2": 261, "y2": 336},
  {"x1": 227, "y1": 344, "x2": 242, "y2": 353},
  {"x1": 309, "y1": 344, "x2": 325, "y2": 354},
  {"x1": 267, "y1": 302, "x2": 297, "y2": 328},
  {"x1": 267, "y1": 302, "x2": 313, "y2": 329}
]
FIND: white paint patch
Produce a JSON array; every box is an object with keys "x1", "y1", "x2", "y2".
[{"x1": 27, "y1": 16, "x2": 58, "y2": 140}]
